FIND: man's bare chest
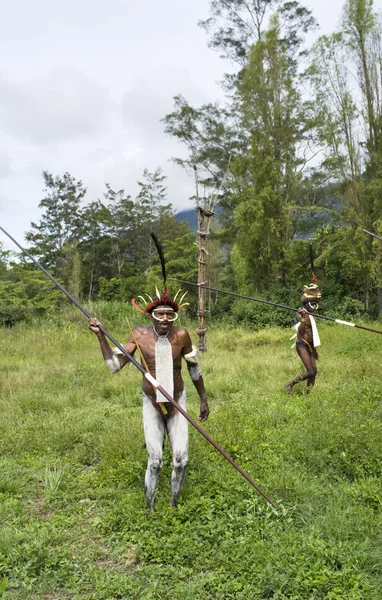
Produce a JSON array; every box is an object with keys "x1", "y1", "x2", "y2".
[{"x1": 136, "y1": 333, "x2": 183, "y2": 365}]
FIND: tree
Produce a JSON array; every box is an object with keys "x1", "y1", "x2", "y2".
[
  {"x1": 232, "y1": 8, "x2": 318, "y2": 290},
  {"x1": 26, "y1": 171, "x2": 86, "y2": 286},
  {"x1": 103, "y1": 169, "x2": 191, "y2": 280},
  {"x1": 199, "y1": 0, "x2": 279, "y2": 65},
  {"x1": 310, "y1": 0, "x2": 382, "y2": 311},
  {"x1": 103, "y1": 184, "x2": 136, "y2": 277},
  {"x1": 79, "y1": 200, "x2": 114, "y2": 299},
  {"x1": 343, "y1": 0, "x2": 382, "y2": 168},
  {"x1": 163, "y1": 96, "x2": 237, "y2": 189}
]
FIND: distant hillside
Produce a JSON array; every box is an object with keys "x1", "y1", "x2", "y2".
[
  {"x1": 176, "y1": 194, "x2": 342, "y2": 238},
  {"x1": 176, "y1": 206, "x2": 224, "y2": 232},
  {"x1": 176, "y1": 208, "x2": 198, "y2": 231}
]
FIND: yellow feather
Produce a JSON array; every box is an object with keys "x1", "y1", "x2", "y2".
[{"x1": 178, "y1": 291, "x2": 188, "y2": 306}]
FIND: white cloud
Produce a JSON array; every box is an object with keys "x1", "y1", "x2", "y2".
[
  {"x1": 121, "y1": 65, "x2": 209, "y2": 139},
  {"x1": 0, "y1": 155, "x2": 13, "y2": 178},
  {"x1": 0, "y1": 68, "x2": 109, "y2": 143},
  {"x1": 1, "y1": 0, "x2": 381, "y2": 248}
]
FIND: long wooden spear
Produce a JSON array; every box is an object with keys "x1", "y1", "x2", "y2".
[
  {"x1": 0, "y1": 226, "x2": 277, "y2": 509},
  {"x1": 363, "y1": 229, "x2": 382, "y2": 243},
  {"x1": 169, "y1": 277, "x2": 382, "y2": 336}
]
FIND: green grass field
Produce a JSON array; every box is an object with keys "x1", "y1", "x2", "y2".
[{"x1": 1, "y1": 309, "x2": 382, "y2": 599}]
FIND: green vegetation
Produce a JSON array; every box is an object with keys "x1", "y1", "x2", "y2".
[
  {"x1": 3, "y1": 1, "x2": 382, "y2": 325},
  {"x1": 1, "y1": 3, "x2": 382, "y2": 597},
  {"x1": 1, "y1": 312, "x2": 382, "y2": 599}
]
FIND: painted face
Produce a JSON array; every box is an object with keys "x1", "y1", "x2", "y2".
[
  {"x1": 151, "y1": 307, "x2": 178, "y2": 334},
  {"x1": 307, "y1": 301, "x2": 318, "y2": 312},
  {"x1": 151, "y1": 308, "x2": 178, "y2": 323}
]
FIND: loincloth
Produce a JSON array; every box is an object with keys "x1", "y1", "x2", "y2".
[{"x1": 296, "y1": 339, "x2": 314, "y2": 354}]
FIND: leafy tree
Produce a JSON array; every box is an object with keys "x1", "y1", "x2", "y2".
[
  {"x1": 199, "y1": 0, "x2": 278, "y2": 65},
  {"x1": 25, "y1": 171, "x2": 86, "y2": 286},
  {"x1": 78, "y1": 200, "x2": 114, "y2": 299},
  {"x1": 163, "y1": 96, "x2": 237, "y2": 190},
  {"x1": 343, "y1": 0, "x2": 382, "y2": 168},
  {"x1": 232, "y1": 8, "x2": 317, "y2": 290},
  {"x1": 0, "y1": 265, "x2": 64, "y2": 326},
  {"x1": 310, "y1": 0, "x2": 382, "y2": 311},
  {"x1": 102, "y1": 184, "x2": 136, "y2": 278},
  {"x1": 103, "y1": 169, "x2": 191, "y2": 280}
]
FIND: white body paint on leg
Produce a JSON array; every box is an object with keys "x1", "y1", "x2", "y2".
[
  {"x1": 167, "y1": 389, "x2": 188, "y2": 506},
  {"x1": 142, "y1": 389, "x2": 189, "y2": 509},
  {"x1": 142, "y1": 393, "x2": 165, "y2": 511}
]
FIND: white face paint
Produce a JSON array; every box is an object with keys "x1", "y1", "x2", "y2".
[
  {"x1": 152, "y1": 309, "x2": 178, "y2": 322},
  {"x1": 308, "y1": 302, "x2": 318, "y2": 312}
]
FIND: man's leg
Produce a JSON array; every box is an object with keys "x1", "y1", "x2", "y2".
[
  {"x1": 285, "y1": 346, "x2": 317, "y2": 395},
  {"x1": 166, "y1": 390, "x2": 189, "y2": 507},
  {"x1": 306, "y1": 352, "x2": 317, "y2": 392},
  {"x1": 142, "y1": 394, "x2": 165, "y2": 511}
]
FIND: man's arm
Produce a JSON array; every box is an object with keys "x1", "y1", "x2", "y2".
[
  {"x1": 182, "y1": 330, "x2": 209, "y2": 422},
  {"x1": 88, "y1": 318, "x2": 136, "y2": 373}
]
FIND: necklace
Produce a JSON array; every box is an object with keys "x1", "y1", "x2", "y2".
[
  {"x1": 152, "y1": 324, "x2": 170, "y2": 338},
  {"x1": 153, "y1": 324, "x2": 173, "y2": 403}
]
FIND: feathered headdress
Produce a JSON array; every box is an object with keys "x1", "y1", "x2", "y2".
[
  {"x1": 131, "y1": 232, "x2": 189, "y2": 314},
  {"x1": 300, "y1": 241, "x2": 321, "y2": 304},
  {"x1": 301, "y1": 283, "x2": 321, "y2": 305}
]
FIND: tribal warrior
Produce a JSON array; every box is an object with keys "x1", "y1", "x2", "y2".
[
  {"x1": 285, "y1": 284, "x2": 321, "y2": 395},
  {"x1": 89, "y1": 290, "x2": 209, "y2": 511}
]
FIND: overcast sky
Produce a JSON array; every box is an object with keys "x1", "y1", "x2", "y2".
[{"x1": 1, "y1": 0, "x2": 381, "y2": 249}]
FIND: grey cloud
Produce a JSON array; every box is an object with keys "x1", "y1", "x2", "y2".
[
  {"x1": 0, "y1": 68, "x2": 109, "y2": 143},
  {"x1": 121, "y1": 66, "x2": 209, "y2": 141},
  {"x1": 2, "y1": 0, "x2": 129, "y2": 39},
  {"x1": 0, "y1": 155, "x2": 13, "y2": 178}
]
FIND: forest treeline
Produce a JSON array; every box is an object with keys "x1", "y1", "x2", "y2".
[{"x1": 1, "y1": 0, "x2": 382, "y2": 326}]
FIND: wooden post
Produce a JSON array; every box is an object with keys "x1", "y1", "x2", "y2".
[{"x1": 194, "y1": 166, "x2": 214, "y2": 352}]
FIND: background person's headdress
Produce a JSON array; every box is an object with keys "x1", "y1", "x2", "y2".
[
  {"x1": 131, "y1": 232, "x2": 189, "y2": 314},
  {"x1": 301, "y1": 283, "x2": 321, "y2": 305},
  {"x1": 300, "y1": 241, "x2": 321, "y2": 305}
]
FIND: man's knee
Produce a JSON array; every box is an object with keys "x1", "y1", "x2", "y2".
[
  {"x1": 173, "y1": 452, "x2": 188, "y2": 470},
  {"x1": 307, "y1": 367, "x2": 317, "y2": 378},
  {"x1": 148, "y1": 456, "x2": 163, "y2": 473}
]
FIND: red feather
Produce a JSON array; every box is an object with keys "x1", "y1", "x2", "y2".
[{"x1": 131, "y1": 298, "x2": 146, "y2": 314}]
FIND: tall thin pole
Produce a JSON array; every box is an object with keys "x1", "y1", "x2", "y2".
[
  {"x1": 194, "y1": 165, "x2": 208, "y2": 351},
  {"x1": 0, "y1": 226, "x2": 277, "y2": 509}
]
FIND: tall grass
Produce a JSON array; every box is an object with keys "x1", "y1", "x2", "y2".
[{"x1": 0, "y1": 315, "x2": 381, "y2": 599}]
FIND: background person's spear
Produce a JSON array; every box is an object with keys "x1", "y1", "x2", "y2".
[
  {"x1": 363, "y1": 229, "x2": 382, "y2": 243},
  {"x1": 169, "y1": 277, "x2": 382, "y2": 336},
  {"x1": 0, "y1": 226, "x2": 277, "y2": 509}
]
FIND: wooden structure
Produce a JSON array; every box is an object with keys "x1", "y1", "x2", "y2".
[{"x1": 194, "y1": 166, "x2": 214, "y2": 351}]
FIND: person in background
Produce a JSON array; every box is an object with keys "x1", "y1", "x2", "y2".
[{"x1": 285, "y1": 283, "x2": 322, "y2": 395}]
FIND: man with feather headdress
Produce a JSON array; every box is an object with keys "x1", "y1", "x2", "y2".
[
  {"x1": 285, "y1": 282, "x2": 322, "y2": 395},
  {"x1": 88, "y1": 236, "x2": 209, "y2": 511}
]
